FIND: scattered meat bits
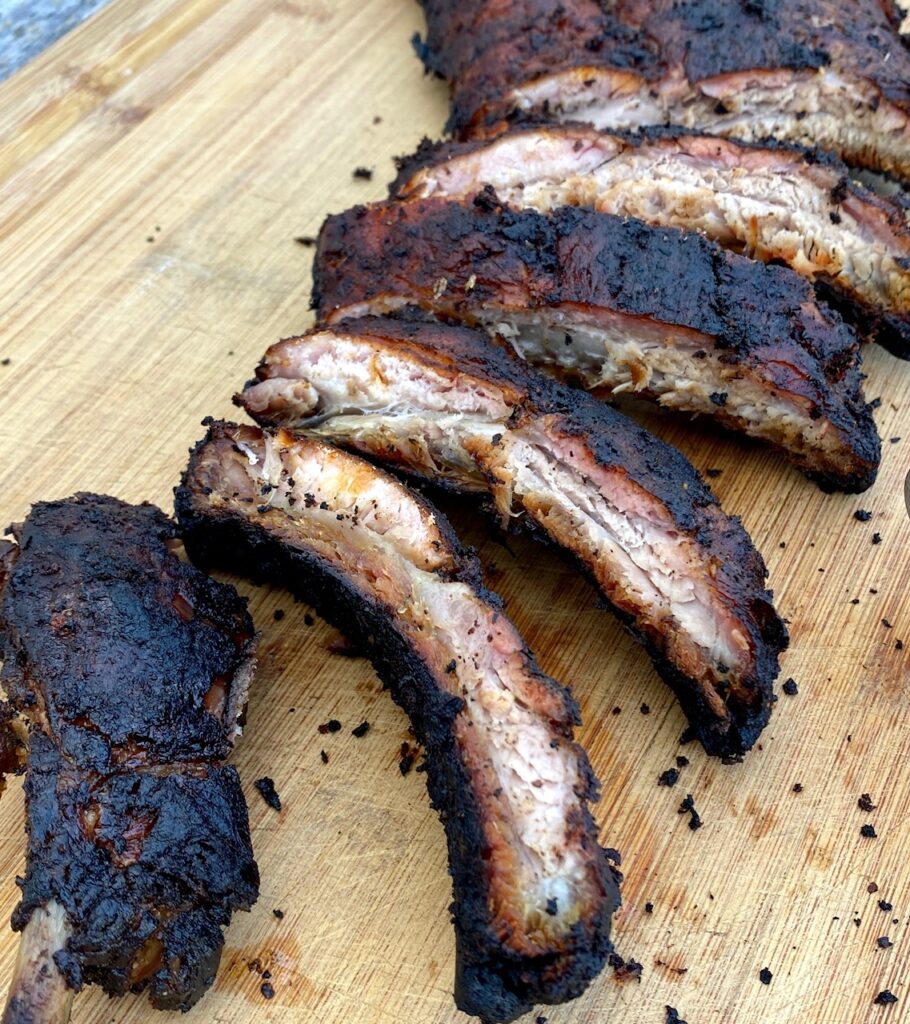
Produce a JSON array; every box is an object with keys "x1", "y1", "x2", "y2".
[
  {"x1": 759, "y1": 967, "x2": 773, "y2": 985},
  {"x1": 854, "y1": 509, "x2": 873, "y2": 522},
  {"x1": 782, "y1": 678, "x2": 799, "y2": 696},
  {"x1": 859, "y1": 794, "x2": 877, "y2": 812},
  {"x1": 678, "y1": 794, "x2": 703, "y2": 831},
  {"x1": 861, "y1": 824, "x2": 878, "y2": 838},
  {"x1": 352, "y1": 166, "x2": 374, "y2": 180},
  {"x1": 254, "y1": 777, "x2": 281, "y2": 811},
  {"x1": 658, "y1": 768, "x2": 680, "y2": 787},
  {"x1": 351, "y1": 720, "x2": 370, "y2": 738},
  {"x1": 318, "y1": 720, "x2": 342, "y2": 734},
  {"x1": 878, "y1": 936, "x2": 893, "y2": 949},
  {"x1": 874, "y1": 990, "x2": 898, "y2": 1005}
]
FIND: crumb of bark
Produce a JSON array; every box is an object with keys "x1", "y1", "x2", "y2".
[
  {"x1": 872, "y1": 533, "x2": 882, "y2": 545},
  {"x1": 678, "y1": 794, "x2": 702, "y2": 830},
  {"x1": 878, "y1": 936, "x2": 893, "y2": 949},
  {"x1": 874, "y1": 990, "x2": 898, "y2": 1005},
  {"x1": 782, "y1": 678, "x2": 799, "y2": 696},
  {"x1": 273, "y1": 909, "x2": 284, "y2": 919},
  {"x1": 862, "y1": 824, "x2": 878, "y2": 838},
  {"x1": 254, "y1": 777, "x2": 281, "y2": 811},
  {"x1": 659, "y1": 768, "x2": 680, "y2": 787},
  {"x1": 294, "y1": 235, "x2": 317, "y2": 246},
  {"x1": 352, "y1": 166, "x2": 373, "y2": 180},
  {"x1": 318, "y1": 720, "x2": 342, "y2": 734},
  {"x1": 320, "y1": 750, "x2": 329, "y2": 764},
  {"x1": 879, "y1": 900, "x2": 893, "y2": 912},
  {"x1": 793, "y1": 783, "x2": 803, "y2": 793},
  {"x1": 327, "y1": 635, "x2": 363, "y2": 657},
  {"x1": 645, "y1": 901, "x2": 654, "y2": 913},
  {"x1": 261, "y1": 982, "x2": 275, "y2": 999},
  {"x1": 855, "y1": 509, "x2": 873, "y2": 522},
  {"x1": 640, "y1": 702, "x2": 651, "y2": 715},
  {"x1": 759, "y1": 967, "x2": 772, "y2": 984},
  {"x1": 859, "y1": 793, "x2": 877, "y2": 812},
  {"x1": 352, "y1": 721, "x2": 370, "y2": 738}
]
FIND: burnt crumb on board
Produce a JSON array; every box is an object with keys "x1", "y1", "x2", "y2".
[
  {"x1": 676, "y1": 755, "x2": 689, "y2": 767},
  {"x1": 666, "y1": 1008, "x2": 688, "y2": 1024},
  {"x1": 320, "y1": 750, "x2": 329, "y2": 764},
  {"x1": 656, "y1": 958, "x2": 687, "y2": 976},
  {"x1": 0, "y1": 358, "x2": 10, "y2": 366},
  {"x1": 709, "y1": 391, "x2": 727, "y2": 406},
  {"x1": 705, "y1": 467, "x2": 723, "y2": 478},
  {"x1": 854, "y1": 509, "x2": 873, "y2": 522},
  {"x1": 882, "y1": 618, "x2": 893, "y2": 629},
  {"x1": 879, "y1": 900, "x2": 894, "y2": 912},
  {"x1": 645, "y1": 902, "x2": 654, "y2": 913},
  {"x1": 874, "y1": 990, "x2": 898, "y2": 1005},
  {"x1": 351, "y1": 720, "x2": 370, "y2": 738},
  {"x1": 319, "y1": 719, "x2": 342, "y2": 734},
  {"x1": 352, "y1": 166, "x2": 374, "y2": 180},
  {"x1": 782, "y1": 678, "x2": 799, "y2": 696},
  {"x1": 658, "y1": 768, "x2": 680, "y2": 787},
  {"x1": 861, "y1": 824, "x2": 878, "y2": 839},
  {"x1": 872, "y1": 533, "x2": 883, "y2": 545},
  {"x1": 891, "y1": 436, "x2": 901, "y2": 444},
  {"x1": 869, "y1": 883, "x2": 880, "y2": 894},
  {"x1": 678, "y1": 794, "x2": 703, "y2": 831},
  {"x1": 273, "y1": 909, "x2": 284, "y2": 920},
  {"x1": 859, "y1": 794, "x2": 878, "y2": 812},
  {"x1": 304, "y1": 613, "x2": 315, "y2": 626},
  {"x1": 793, "y1": 783, "x2": 804, "y2": 793},
  {"x1": 273, "y1": 608, "x2": 285, "y2": 621},
  {"x1": 640, "y1": 703, "x2": 651, "y2": 715},
  {"x1": 254, "y1": 777, "x2": 282, "y2": 811},
  {"x1": 399, "y1": 741, "x2": 416, "y2": 775},
  {"x1": 759, "y1": 967, "x2": 773, "y2": 985},
  {"x1": 536, "y1": 1017, "x2": 547, "y2": 1024},
  {"x1": 261, "y1": 982, "x2": 275, "y2": 1000},
  {"x1": 878, "y1": 936, "x2": 893, "y2": 949},
  {"x1": 294, "y1": 235, "x2": 317, "y2": 247},
  {"x1": 608, "y1": 952, "x2": 643, "y2": 982}
]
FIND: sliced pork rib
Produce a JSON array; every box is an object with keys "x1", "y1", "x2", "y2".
[
  {"x1": 240, "y1": 313, "x2": 788, "y2": 758},
  {"x1": 0, "y1": 495, "x2": 259, "y2": 1021},
  {"x1": 415, "y1": 0, "x2": 910, "y2": 179},
  {"x1": 312, "y1": 197, "x2": 880, "y2": 493},
  {"x1": 393, "y1": 125, "x2": 910, "y2": 356},
  {"x1": 175, "y1": 420, "x2": 620, "y2": 1024}
]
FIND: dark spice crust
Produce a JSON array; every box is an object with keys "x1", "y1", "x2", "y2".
[
  {"x1": 276, "y1": 312, "x2": 788, "y2": 756},
  {"x1": 0, "y1": 495, "x2": 257, "y2": 768},
  {"x1": 0, "y1": 495, "x2": 259, "y2": 1010},
  {"x1": 175, "y1": 422, "x2": 621, "y2": 1023},
  {"x1": 312, "y1": 198, "x2": 880, "y2": 491},
  {"x1": 415, "y1": 0, "x2": 910, "y2": 138}
]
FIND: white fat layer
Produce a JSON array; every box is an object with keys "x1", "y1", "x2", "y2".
[
  {"x1": 512, "y1": 68, "x2": 910, "y2": 177},
  {"x1": 482, "y1": 311, "x2": 849, "y2": 468},
  {"x1": 236, "y1": 432, "x2": 592, "y2": 932},
  {"x1": 408, "y1": 131, "x2": 910, "y2": 312},
  {"x1": 246, "y1": 336, "x2": 750, "y2": 675}
]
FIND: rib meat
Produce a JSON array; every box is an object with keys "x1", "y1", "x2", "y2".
[
  {"x1": 393, "y1": 125, "x2": 910, "y2": 356},
  {"x1": 175, "y1": 420, "x2": 620, "y2": 1023},
  {"x1": 415, "y1": 0, "x2": 910, "y2": 179},
  {"x1": 240, "y1": 313, "x2": 788, "y2": 757},
  {"x1": 0, "y1": 495, "x2": 259, "y2": 1019},
  {"x1": 312, "y1": 197, "x2": 880, "y2": 493}
]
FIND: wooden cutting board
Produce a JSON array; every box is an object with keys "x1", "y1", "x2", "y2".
[{"x1": 1, "y1": 2, "x2": 909, "y2": 1022}]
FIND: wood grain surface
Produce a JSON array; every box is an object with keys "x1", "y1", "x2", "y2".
[{"x1": 1, "y1": 2, "x2": 909, "y2": 1022}]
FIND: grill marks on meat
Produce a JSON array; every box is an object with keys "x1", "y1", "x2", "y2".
[
  {"x1": 312, "y1": 198, "x2": 880, "y2": 493},
  {"x1": 0, "y1": 495, "x2": 259, "y2": 1017},
  {"x1": 240, "y1": 314, "x2": 788, "y2": 757},
  {"x1": 175, "y1": 421, "x2": 619, "y2": 1023},
  {"x1": 415, "y1": 0, "x2": 910, "y2": 179},
  {"x1": 394, "y1": 125, "x2": 910, "y2": 357}
]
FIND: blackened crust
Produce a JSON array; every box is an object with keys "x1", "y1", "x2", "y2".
[
  {"x1": 415, "y1": 0, "x2": 910, "y2": 139},
  {"x1": 312, "y1": 198, "x2": 880, "y2": 491},
  {"x1": 175, "y1": 422, "x2": 621, "y2": 1023}
]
